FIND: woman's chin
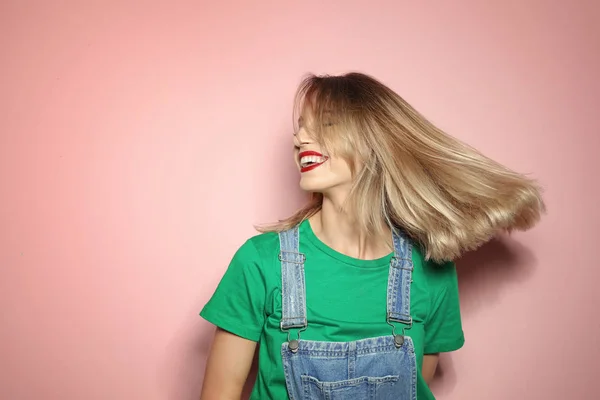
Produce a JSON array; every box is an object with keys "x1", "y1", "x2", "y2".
[{"x1": 299, "y1": 179, "x2": 326, "y2": 193}]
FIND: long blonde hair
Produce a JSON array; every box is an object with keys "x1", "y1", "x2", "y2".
[{"x1": 257, "y1": 72, "x2": 545, "y2": 262}]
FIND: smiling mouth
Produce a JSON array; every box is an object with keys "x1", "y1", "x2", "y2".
[{"x1": 299, "y1": 151, "x2": 329, "y2": 172}]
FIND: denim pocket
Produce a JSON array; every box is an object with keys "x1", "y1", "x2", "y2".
[{"x1": 301, "y1": 374, "x2": 400, "y2": 400}]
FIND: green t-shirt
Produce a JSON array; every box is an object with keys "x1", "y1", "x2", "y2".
[{"x1": 200, "y1": 220, "x2": 465, "y2": 399}]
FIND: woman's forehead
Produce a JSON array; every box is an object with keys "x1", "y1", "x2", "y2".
[{"x1": 298, "y1": 106, "x2": 333, "y2": 124}]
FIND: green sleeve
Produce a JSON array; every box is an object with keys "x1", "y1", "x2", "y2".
[
  {"x1": 423, "y1": 261, "x2": 465, "y2": 354},
  {"x1": 200, "y1": 239, "x2": 266, "y2": 342}
]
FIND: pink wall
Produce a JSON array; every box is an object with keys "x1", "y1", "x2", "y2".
[{"x1": 1, "y1": 1, "x2": 598, "y2": 399}]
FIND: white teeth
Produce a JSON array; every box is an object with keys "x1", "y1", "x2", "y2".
[{"x1": 300, "y1": 155, "x2": 325, "y2": 167}]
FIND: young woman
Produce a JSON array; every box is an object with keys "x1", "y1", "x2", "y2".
[{"x1": 199, "y1": 72, "x2": 545, "y2": 400}]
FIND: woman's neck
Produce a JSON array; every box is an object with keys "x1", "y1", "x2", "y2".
[{"x1": 309, "y1": 195, "x2": 392, "y2": 260}]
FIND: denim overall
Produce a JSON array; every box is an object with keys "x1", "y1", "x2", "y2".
[{"x1": 278, "y1": 226, "x2": 417, "y2": 400}]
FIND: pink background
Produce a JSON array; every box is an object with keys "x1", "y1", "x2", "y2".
[{"x1": 1, "y1": 1, "x2": 598, "y2": 399}]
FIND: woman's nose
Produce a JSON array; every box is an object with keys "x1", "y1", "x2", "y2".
[{"x1": 295, "y1": 128, "x2": 313, "y2": 145}]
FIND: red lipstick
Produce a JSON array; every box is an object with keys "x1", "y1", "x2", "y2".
[{"x1": 299, "y1": 151, "x2": 329, "y2": 173}]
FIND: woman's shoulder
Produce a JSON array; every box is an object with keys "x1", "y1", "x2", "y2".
[
  {"x1": 249, "y1": 229, "x2": 280, "y2": 250},
  {"x1": 231, "y1": 230, "x2": 281, "y2": 268},
  {"x1": 412, "y1": 243, "x2": 458, "y2": 289}
]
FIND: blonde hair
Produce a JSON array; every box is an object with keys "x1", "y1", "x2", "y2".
[{"x1": 257, "y1": 72, "x2": 546, "y2": 262}]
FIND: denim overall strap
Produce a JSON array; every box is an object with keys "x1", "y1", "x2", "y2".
[
  {"x1": 386, "y1": 228, "x2": 413, "y2": 344},
  {"x1": 279, "y1": 226, "x2": 308, "y2": 331}
]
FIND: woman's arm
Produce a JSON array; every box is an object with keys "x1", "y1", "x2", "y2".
[
  {"x1": 422, "y1": 353, "x2": 440, "y2": 384},
  {"x1": 200, "y1": 328, "x2": 257, "y2": 400}
]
